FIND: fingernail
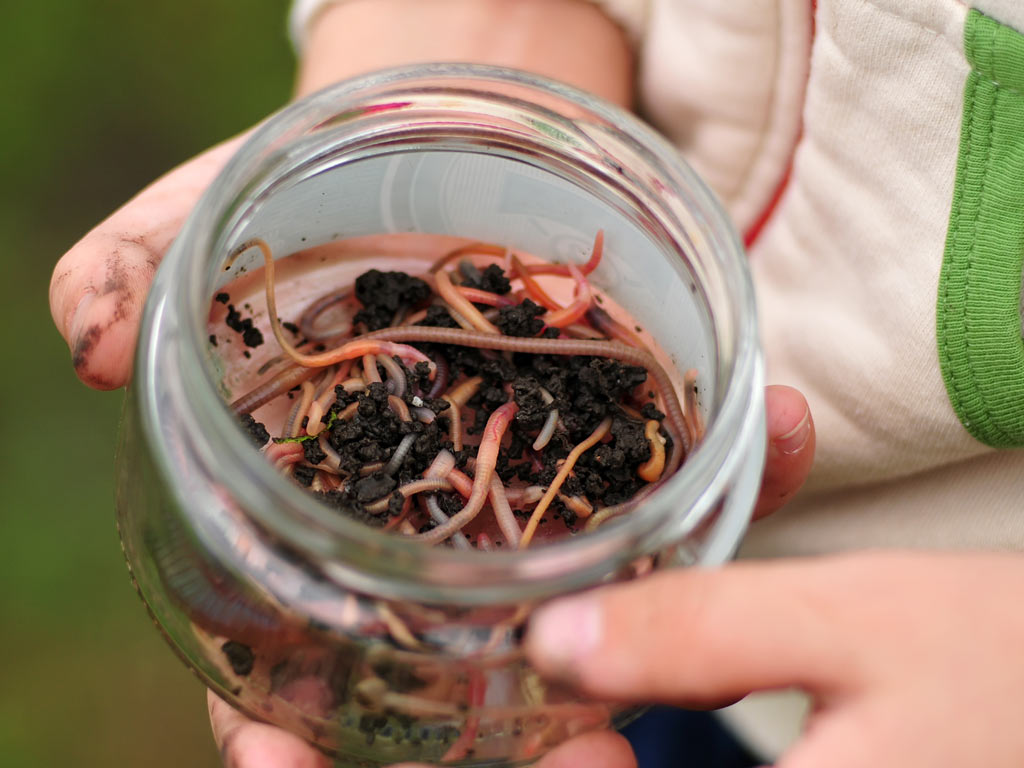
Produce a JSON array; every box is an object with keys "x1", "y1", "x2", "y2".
[
  {"x1": 529, "y1": 594, "x2": 603, "y2": 670},
  {"x1": 70, "y1": 291, "x2": 95, "y2": 343},
  {"x1": 772, "y1": 408, "x2": 811, "y2": 455}
]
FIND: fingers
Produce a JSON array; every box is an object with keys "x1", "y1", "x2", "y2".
[
  {"x1": 525, "y1": 558, "x2": 853, "y2": 707},
  {"x1": 208, "y1": 690, "x2": 330, "y2": 768},
  {"x1": 754, "y1": 385, "x2": 815, "y2": 520},
  {"x1": 50, "y1": 135, "x2": 245, "y2": 390}
]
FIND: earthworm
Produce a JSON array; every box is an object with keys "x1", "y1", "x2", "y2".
[
  {"x1": 425, "y1": 496, "x2": 472, "y2": 550},
  {"x1": 286, "y1": 381, "x2": 315, "y2": 438},
  {"x1": 364, "y1": 478, "x2": 455, "y2": 514},
  {"x1": 425, "y1": 355, "x2": 449, "y2": 398},
  {"x1": 375, "y1": 602, "x2": 422, "y2": 650},
  {"x1": 428, "y1": 241, "x2": 507, "y2": 274},
  {"x1": 441, "y1": 375, "x2": 483, "y2": 452},
  {"x1": 519, "y1": 416, "x2": 613, "y2": 549},
  {"x1": 583, "y1": 483, "x2": 658, "y2": 533},
  {"x1": 298, "y1": 287, "x2": 355, "y2": 340},
  {"x1": 489, "y1": 475, "x2": 521, "y2": 547},
  {"x1": 446, "y1": 468, "x2": 474, "y2": 498},
  {"x1": 564, "y1": 322, "x2": 605, "y2": 340},
  {"x1": 384, "y1": 433, "x2": 417, "y2": 475},
  {"x1": 441, "y1": 669, "x2": 486, "y2": 761},
  {"x1": 265, "y1": 441, "x2": 303, "y2": 467},
  {"x1": 542, "y1": 263, "x2": 593, "y2": 329},
  {"x1": 511, "y1": 253, "x2": 561, "y2": 311},
  {"x1": 526, "y1": 230, "x2": 604, "y2": 278},
  {"x1": 401, "y1": 308, "x2": 429, "y2": 326},
  {"x1": 558, "y1": 493, "x2": 594, "y2": 519},
  {"x1": 305, "y1": 359, "x2": 354, "y2": 434},
  {"x1": 410, "y1": 401, "x2": 518, "y2": 544},
  {"x1": 684, "y1": 368, "x2": 705, "y2": 445},
  {"x1": 434, "y1": 268, "x2": 500, "y2": 333},
  {"x1": 230, "y1": 363, "x2": 319, "y2": 415},
  {"x1": 506, "y1": 485, "x2": 545, "y2": 506},
  {"x1": 586, "y1": 305, "x2": 648, "y2": 349},
  {"x1": 456, "y1": 285, "x2": 517, "y2": 307},
  {"x1": 410, "y1": 406, "x2": 436, "y2": 423},
  {"x1": 443, "y1": 303, "x2": 477, "y2": 331},
  {"x1": 532, "y1": 387, "x2": 559, "y2": 451},
  {"x1": 388, "y1": 395, "x2": 410, "y2": 422},
  {"x1": 362, "y1": 354, "x2": 382, "y2": 385},
  {"x1": 424, "y1": 448, "x2": 457, "y2": 480},
  {"x1": 317, "y1": 433, "x2": 342, "y2": 471},
  {"x1": 376, "y1": 354, "x2": 407, "y2": 396},
  {"x1": 636, "y1": 420, "x2": 666, "y2": 483}
]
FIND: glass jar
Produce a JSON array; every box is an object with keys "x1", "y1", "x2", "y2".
[{"x1": 116, "y1": 64, "x2": 765, "y2": 766}]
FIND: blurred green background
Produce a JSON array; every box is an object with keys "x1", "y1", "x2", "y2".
[{"x1": 0, "y1": 2, "x2": 293, "y2": 765}]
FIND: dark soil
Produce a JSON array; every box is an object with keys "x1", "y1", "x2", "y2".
[
  {"x1": 242, "y1": 261, "x2": 668, "y2": 537},
  {"x1": 221, "y1": 640, "x2": 254, "y2": 676},
  {"x1": 353, "y1": 270, "x2": 431, "y2": 331},
  {"x1": 225, "y1": 303, "x2": 264, "y2": 348}
]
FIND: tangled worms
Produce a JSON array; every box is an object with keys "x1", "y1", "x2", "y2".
[{"x1": 224, "y1": 233, "x2": 700, "y2": 552}]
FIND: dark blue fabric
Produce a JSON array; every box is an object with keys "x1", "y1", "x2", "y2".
[{"x1": 621, "y1": 707, "x2": 761, "y2": 768}]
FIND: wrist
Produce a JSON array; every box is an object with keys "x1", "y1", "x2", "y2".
[{"x1": 294, "y1": 0, "x2": 633, "y2": 107}]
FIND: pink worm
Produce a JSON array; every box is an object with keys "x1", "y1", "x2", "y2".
[
  {"x1": 489, "y1": 476, "x2": 521, "y2": 547},
  {"x1": 542, "y1": 263, "x2": 593, "y2": 329},
  {"x1": 526, "y1": 229, "x2": 604, "y2": 277},
  {"x1": 241, "y1": 238, "x2": 435, "y2": 374},
  {"x1": 446, "y1": 468, "x2": 475, "y2": 498},
  {"x1": 434, "y1": 268, "x2": 500, "y2": 334},
  {"x1": 441, "y1": 669, "x2": 487, "y2": 762},
  {"x1": 455, "y1": 286, "x2": 518, "y2": 307},
  {"x1": 411, "y1": 401, "x2": 518, "y2": 544},
  {"x1": 305, "y1": 359, "x2": 354, "y2": 434},
  {"x1": 586, "y1": 305, "x2": 648, "y2": 350},
  {"x1": 230, "y1": 364, "x2": 319, "y2": 415},
  {"x1": 511, "y1": 253, "x2": 562, "y2": 312},
  {"x1": 362, "y1": 354, "x2": 382, "y2": 384},
  {"x1": 265, "y1": 442, "x2": 303, "y2": 467}
]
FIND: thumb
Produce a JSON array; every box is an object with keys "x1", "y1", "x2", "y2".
[
  {"x1": 49, "y1": 134, "x2": 245, "y2": 390},
  {"x1": 755, "y1": 384, "x2": 815, "y2": 520},
  {"x1": 524, "y1": 558, "x2": 852, "y2": 707}
]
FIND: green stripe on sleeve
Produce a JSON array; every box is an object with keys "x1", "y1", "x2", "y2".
[{"x1": 937, "y1": 9, "x2": 1024, "y2": 447}]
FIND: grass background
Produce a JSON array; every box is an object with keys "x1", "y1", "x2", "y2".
[{"x1": 0, "y1": 2, "x2": 294, "y2": 765}]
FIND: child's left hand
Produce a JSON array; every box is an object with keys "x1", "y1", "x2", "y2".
[{"x1": 524, "y1": 550, "x2": 1024, "y2": 768}]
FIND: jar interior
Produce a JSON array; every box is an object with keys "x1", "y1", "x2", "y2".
[
  {"x1": 210, "y1": 143, "x2": 720, "y2": 419},
  {"x1": 166, "y1": 75, "x2": 759, "y2": 599}
]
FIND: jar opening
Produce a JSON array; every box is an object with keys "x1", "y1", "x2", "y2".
[{"x1": 139, "y1": 65, "x2": 764, "y2": 603}]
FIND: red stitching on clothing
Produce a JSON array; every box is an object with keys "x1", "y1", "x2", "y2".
[{"x1": 743, "y1": 0, "x2": 816, "y2": 249}]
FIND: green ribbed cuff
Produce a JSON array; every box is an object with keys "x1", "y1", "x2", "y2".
[{"x1": 937, "y1": 9, "x2": 1024, "y2": 447}]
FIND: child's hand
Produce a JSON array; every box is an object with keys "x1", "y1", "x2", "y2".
[{"x1": 526, "y1": 551, "x2": 1024, "y2": 768}]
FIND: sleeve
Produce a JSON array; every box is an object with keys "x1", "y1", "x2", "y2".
[{"x1": 288, "y1": 0, "x2": 649, "y2": 53}]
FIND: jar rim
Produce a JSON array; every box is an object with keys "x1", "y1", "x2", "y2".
[{"x1": 138, "y1": 63, "x2": 764, "y2": 604}]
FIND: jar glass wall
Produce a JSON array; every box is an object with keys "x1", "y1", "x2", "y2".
[{"x1": 116, "y1": 64, "x2": 765, "y2": 766}]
